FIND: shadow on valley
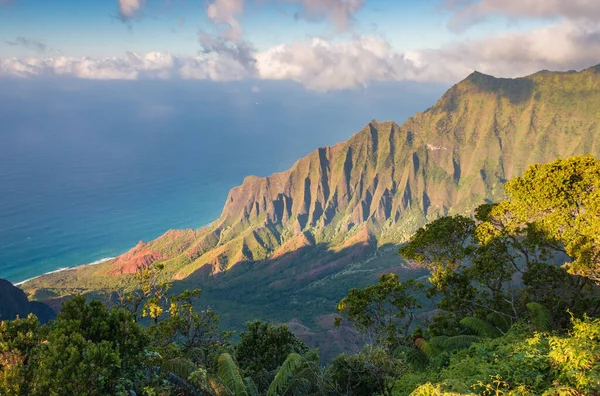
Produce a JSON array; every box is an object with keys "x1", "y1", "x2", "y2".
[{"x1": 168, "y1": 240, "x2": 429, "y2": 361}]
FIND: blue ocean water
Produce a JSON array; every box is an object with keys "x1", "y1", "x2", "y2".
[{"x1": 0, "y1": 78, "x2": 447, "y2": 283}]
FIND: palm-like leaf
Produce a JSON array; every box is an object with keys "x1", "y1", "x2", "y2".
[
  {"x1": 460, "y1": 317, "x2": 503, "y2": 338},
  {"x1": 486, "y1": 312, "x2": 510, "y2": 331},
  {"x1": 244, "y1": 377, "x2": 259, "y2": 396},
  {"x1": 427, "y1": 336, "x2": 449, "y2": 349},
  {"x1": 267, "y1": 353, "x2": 305, "y2": 396},
  {"x1": 442, "y1": 335, "x2": 480, "y2": 349},
  {"x1": 218, "y1": 353, "x2": 248, "y2": 396},
  {"x1": 393, "y1": 345, "x2": 429, "y2": 368},
  {"x1": 415, "y1": 338, "x2": 442, "y2": 359},
  {"x1": 161, "y1": 357, "x2": 195, "y2": 380},
  {"x1": 526, "y1": 302, "x2": 552, "y2": 332}
]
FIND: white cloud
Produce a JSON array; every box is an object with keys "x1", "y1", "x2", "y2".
[
  {"x1": 414, "y1": 20, "x2": 600, "y2": 80},
  {"x1": 256, "y1": 37, "x2": 411, "y2": 90},
  {"x1": 447, "y1": 0, "x2": 600, "y2": 30},
  {"x1": 1, "y1": 20, "x2": 599, "y2": 90},
  {"x1": 0, "y1": 51, "x2": 254, "y2": 82},
  {"x1": 206, "y1": 0, "x2": 245, "y2": 41},
  {"x1": 118, "y1": 0, "x2": 144, "y2": 20}
]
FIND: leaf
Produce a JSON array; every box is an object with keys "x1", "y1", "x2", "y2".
[
  {"x1": 486, "y1": 312, "x2": 511, "y2": 332},
  {"x1": 267, "y1": 353, "x2": 305, "y2": 396},
  {"x1": 527, "y1": 302, "x2": 552, "y2": 332},
  {"x1": 460, "y1": 317, "x2": 503, "y2": 338},
  {"x1": 160, "y1": 357, "x2": 195, "y2": 380},
  {"x1": 218, "y1": 353, "x2": 248, "y2": 396},
  {"x1": 415, "y1": 338, "x2": 442, "y2": 359},
  {"x1": 393, "y1": 345, "x2": 429, "y2": 368},
  {"x1": 442, "y1": 335, "x2": 480, "y2": 349},
  {"x1": 244, "y1": 377, "x2": 260, "y2": 396}
]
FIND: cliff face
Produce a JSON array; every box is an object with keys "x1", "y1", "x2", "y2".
[
  {"x1": 98, "y1": 64, "x2": 600, "y2": 281},
  {"x1": 0, "y1": 279, "x2": 55, "y2": 323},
  {"x1": 21, "y1": 64, "x2": 600, "y2": 358},
  {"x1": 21, "y1": 65, "x2": 600, "y2": 345}
]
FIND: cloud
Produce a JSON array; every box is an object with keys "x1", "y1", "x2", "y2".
[
  {"x1": 413, "y1": 20, "x2": 600, "y2": 81},
  {"x1": 290, "y1": 0, "x2": 364, "y2": 29},
  {"x1": 118, "y1": 0, "x2": 144, "y2": 21},
  {"x1": 5, "y1": 37, "x2": 48, "y2": 53},
  {"x1": 256, "y1": 36, "x2": 410, "y2": 90},
  {"x1": 206, "y1": 0, "x2": 245, "y2": 41},
  {"x1": 198, "y1": 32, "x2": 258, "y2": 77},
  {"x1": 2, "y1": 20, "x2": 599, "y2": 90},
  {"x1": 0, "y1": 51, "x2": 255, "y2": 82},
  {"x1": 447, "y1": 0, "x2": 600, "y2": 31}
]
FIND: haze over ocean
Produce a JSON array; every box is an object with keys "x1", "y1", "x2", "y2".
[{"x1": 0, "y1": 78, "x2": 446, "y2": 283}]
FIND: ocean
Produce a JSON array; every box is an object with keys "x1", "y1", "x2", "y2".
[{"x1": 0, "y1": 78, "x2": 447, "y2": 283}]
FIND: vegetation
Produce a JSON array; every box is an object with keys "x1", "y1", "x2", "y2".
[
  {"x1": 21, "y1": 65, "x2": 600, "y2": 364},
  {"x1": 2, "y1": 155, "x2": 599, "y2": 395}
]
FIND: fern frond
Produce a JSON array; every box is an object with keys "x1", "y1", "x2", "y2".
[
  {"x1": 460, "y1": 317, "x2": 503, "y2": 338},
  {"x1": 486, "y1": 312, "x2": 510, "y2": 331},
  {"x1": 527, "y1": 302, "x2": 552, "y2": 332},
  {"x1": 415, "y1": 338, "x2": 442, "y2": 359},
  {"x1": 218, "y1": 353, "x2": 248, "y2": 396},
  {"x1": 427, "y1": 336, "x2": 449, "y2": 349},
  {"x1": 244, "y1": 377, "x2": 259, "y2": 396},
  {"x1": 160, "y1": 357, "x2": 195, "y2": 380},
  {"x1": 393, "y1": 345, "x2": 429, "y2": 368},
  {"x1": 186, "y1": 347, "x2": 206, "y2": 362},
  {"x1": 267, "y1": 353, "x2": 305, "y2": 396},
  {"x1": 442, "y1": 335, "x2": 480, "y2": 349}
]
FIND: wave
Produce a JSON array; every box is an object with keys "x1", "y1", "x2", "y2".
[{"x1": 14, "y1": 257, "x2": 115, "y2": 286}]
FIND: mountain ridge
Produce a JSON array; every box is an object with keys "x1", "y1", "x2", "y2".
[{"x1": 21, "y1": 64, "x2": 600, "y2": 357}]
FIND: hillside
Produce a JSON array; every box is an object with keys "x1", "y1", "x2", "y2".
[
  {"x1": 22, "y1": 64, "x2": 600, "y2": 357},
  {"x1": 0, "y1": 279, "x2": 55, "y2": 323}
]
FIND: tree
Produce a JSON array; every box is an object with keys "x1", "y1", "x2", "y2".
[
  {"x1": 499, "y1": 155, "x2": 600, "y2": 285},
  {"x1": 0, "y1": 315, "x2": 41, "y2": 395},
  {"x1": 117, "y1": 263, "x2": 172, "y2": 323},
  {"x1": 327, "y1": 346, "x2": 403, "y2": 396},
  {"x1": 151, "y1": 288, "x2": 227, "y2": 368},
  {"x1": 235, "y1": 321, "x2": 308, "y2": 393},
  {"x1": 0, "y1": 297, "x2": 149, "y2": 396},
  {"x1": 336, "y1": 273, "x2": 423, "y2": 350}
]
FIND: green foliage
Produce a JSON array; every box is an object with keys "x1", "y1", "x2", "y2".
[
  {"x1": 267, "y1": 353, "x2": 304, "y2": 396},
  {"x1": 336, "y1": 273, "x2": 423, "y2": 350},
  {"x1": 526, "y1": 302, "x2": 552, "y2": 332},
  {"x1": 218, "y1": 353, "x2": 248, "y2": 396},
  {"x1": 235, "y1": 321, "x2": 309, "y2": 393},
  {"x1": 328, "y1": 346, "x2": 403, "y2": 396},
  {"x1": 0, "y1": 297, "x2": 149, "y2": 396},
  {"x1": 503, "y1": 155, "x2": 600, "y2": 284},
  {"x1": 399, "y1": 316, "x2": 600, "y2": 395},
  {"x1": 459, "y1": 317, "x2": 503, "y2": 338}
]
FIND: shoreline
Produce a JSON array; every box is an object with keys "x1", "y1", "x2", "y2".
[
  {"x1": 14, "y1": 257, "x2": 115, "y2": 287},
  {"x1": 11, "y1": 223, "x2": 213, "y2": 288}
]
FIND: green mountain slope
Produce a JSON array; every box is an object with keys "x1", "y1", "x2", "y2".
[{"x1": 22, "y1": 64, "x2": 600, "y2": 358}]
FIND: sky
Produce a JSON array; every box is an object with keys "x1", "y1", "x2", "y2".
[{"x1": 0, "y1": 0, "x2": 599, "y2": 90}]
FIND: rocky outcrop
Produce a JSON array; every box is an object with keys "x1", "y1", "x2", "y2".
[{"x1": 0, "y1": 279, "x2": 55, "y2": 323}]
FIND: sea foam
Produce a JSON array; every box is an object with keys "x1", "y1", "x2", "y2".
[{"x1": 14, "y1": 257, "x2": 114, "y2": 286}]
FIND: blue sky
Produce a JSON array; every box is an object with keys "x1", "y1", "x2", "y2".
[
  {"x1": 0, "y1": 0, "x2": 598, "y2": 89},
  {"x1": 0, "y1": 0, "x2": 545, "y2": 57}
]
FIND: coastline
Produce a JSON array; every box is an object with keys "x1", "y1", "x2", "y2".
[{"x1": 14, "y1": 257, "x2": 115, "y2": 287}]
